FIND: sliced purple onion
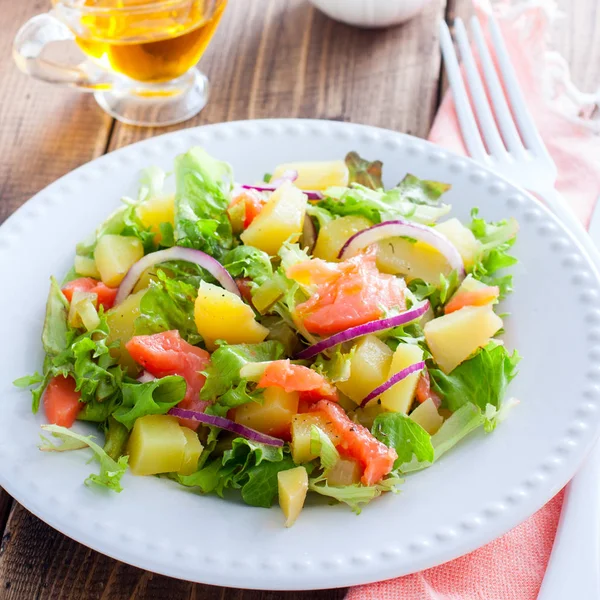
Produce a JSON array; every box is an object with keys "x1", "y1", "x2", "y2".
[
  {"x1": 269, "y1": 169, "x2": 298, "y2": 186},
  {"x1": 168, "y1": 407, "x2": 284, "y2": 447},
  {"x1": 360, "y1": 361, "x2": 426, "y2": 407},
  {"x1": 241, "y1": 181, "x2": 324, "y2": 200},
  {"x1": 294, "y1": 301, "x2": 430, "y2": 360},
  {"x1": 338, "y1": 219, "x2": 465, "y2": 277},
  {"x1": 137, "y1": 370, "x2": 156, "y2": 383},
  {"x1": 115, "y1": 246, "x2": 239, "y2": 306}
]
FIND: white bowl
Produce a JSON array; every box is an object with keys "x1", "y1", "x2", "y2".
[{"x1": 308, "y1": 0, "x2": 434, "y2": 28}]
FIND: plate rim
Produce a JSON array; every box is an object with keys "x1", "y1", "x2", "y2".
[{"x1": 1, "y1": 117, "x2": 600, "y2": 590}]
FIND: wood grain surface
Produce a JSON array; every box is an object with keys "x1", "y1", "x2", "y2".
[{"x1": 0, "y1": 0, "x2": 598, "y2": 598}]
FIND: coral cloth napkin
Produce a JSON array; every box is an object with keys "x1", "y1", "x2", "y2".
[{"x1": 347, "y1": 1, "x2": 600, "y2": 599}]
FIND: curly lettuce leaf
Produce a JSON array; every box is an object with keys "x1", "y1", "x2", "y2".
[
  {"x1": 174, "y1": 147, "x2": 233, "y2": 259},
  {"x1": 40, "y1": 424, "x2": 128, "y2": 492},
  {"x1": 113, "y1": 376, "x2": 186, "y2": 430},
  {"x1": 134, "y1": 270, "x2": 201, "y2": 345},
  {"x1": 103, "y1": 416, "x2": 130, "y2": 461},
  {"x1": 408, "y1": 270, "x2": 460, "y2": 314},
  {"x1": 222, "y1": 246, "x2": 273, "y2": 285},
  {"x1": 310, "y1": 425, "x2": 340, "y2": 470},
  {"x1": 345, "y1": 151, "x2": 383, "y2": 190},
  {"x1": 311, "y1": 347, "x2": 354, "y2": 383},
  {"x1": 371, "y1": 412, "x2": 434, "y2": 468},
  {"x1": 308, "y1": 473, "x2": 402, "y2": 514},
  {"x1": 469, "y1": 208, "x2": 518, "y2": 298},
  {"x1": 429, "y1": 343, "x2": 521, "y2": 413},
  {"x1": 177, "y1": 437, "x2": 293, "y2": 507},
  {"x1": 42, "y1": 277, "x2": 70, "y2": 356}
]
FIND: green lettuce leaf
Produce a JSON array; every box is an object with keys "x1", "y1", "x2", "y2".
[
  {"x1": 469, "y1": 208, "x2": 519, "y2": 298},
  {"x1": 40, "y1": 424, "x2": 128, "y2": 492},
  {"x1": 221, "y1": 246, "x2": 273, "y2": 285},
  {"x1": 103, "y1": 416, "x2": 130, "y2": 461},
  {"x1": 345, "y1": 151, "x2": 383, "y2": 190},
  {"x1": 429, "y1": 343, "x2": 521, "y2": 412},
  {"x1": 42, "y1": 277, "x2": 70, "y2": 356},
  {"x1": 389, "y1": 174, "x2": 451, "y2": 206},
  {"x1": 113, "y1": 376, "x2": 186, "y2": 430},
  {"x1": 408, "y1": 270, "x2": 460, "y2": 314},
  {"x1": 311, "y1": 347, "x2": 354, "y2": 383},
  {"x1": 310, "y1": 425, "x2": 340, "y2": 470},
  {"x1": 134, "y1": 270, "x2": 201, "y2": 345},
  {"x1": 200, "y1": 341, "x2": 285, "y2": 402},
  {"x1": 308, "y1": 473, "x2": 403, "y2": 514},
  {"x1": 401, "y1": 403, "x2": 486, "y2": 473},
  {"x1": 177, "y1": 437, "x2": 293, "y2": 507},
  {"x1": 372, "y1": 412, "x2": 434, "y2": 468},
  {"x1": 174, "y1": 147, "x2": 233, "y2": 259}
]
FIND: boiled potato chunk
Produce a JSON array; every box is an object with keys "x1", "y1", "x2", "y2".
[
  {"x1": 313, "y1": 215, "x2": 372, "y2": 262},
  {"x1": 337, "y1": 335, "x2": 393, "y2": 404},
  {"x1": 136, "y1": 195, "x2": 175, "y2": 244},
  {"x1": 234, "y1": 387, "x2": 299, "y2": 438},
  {"x1": 127, "y1": 415, "x2": 186, "y2": 476},
  {"x1": 272, "y1": 160, "x2": 349, "y2": 191},
  {"x1": 424, "y1": 305, "x2": 503, "y2": 373},
  {"x1": 106, "y1": 288, "x2": 147, "y2": 374},
  {"x1": 434, "y1": 218, "x2": 481, "y2": 270},
  {"x1": 326, "y1": 458, "x2": 362, "y2": 486},
  {"x1": 410, "y1": 398, "x2": 444, "y2": 434},
  {"x1": 278, "y1": 466, "x2": 308, "y2": 528},
  {"x1": 376, "y1": 237, "x2": 452, "y2": 283},
  {"x1": 74, "y1": 255, "x2": 100, "y2": 278},
  {"x1": 291, "y1": 413, "x2": 341, "y2": 463},
  {"x1": 455, "y1": 273, "x2": 489, "y2": 294},
  {"x1": 179, "y1": 427, "x2": 203, "y2": 476},
  {"x1": 380, "y1": 344, "x2": 424, "y2": 413},
  {"x1": 240, "y1": 181, "x2": 307, "y2": 255},
  {"x1": 94, "y1": 234, "x2": 144, "y2": 287},
  {"x1": 194, "y1": 281, "x2": 269, "y2": 350}
]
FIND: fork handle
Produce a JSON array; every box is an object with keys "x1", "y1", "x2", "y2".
[{"x1": 537, "y1": 441, "x2": 600, "y2": 600}]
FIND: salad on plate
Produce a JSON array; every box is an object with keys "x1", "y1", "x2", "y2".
[{"x1": 15, "y1": 148, "x2": 520, "y2": 527}]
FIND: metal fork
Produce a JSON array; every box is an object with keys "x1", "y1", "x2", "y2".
[{"x1": 440, "y1": 15, "x2": 600, "y2": 600}]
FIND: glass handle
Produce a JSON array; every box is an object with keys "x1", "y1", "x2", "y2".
[{"x1": 13, "y1": 13, "x2": 113, "y2": 91}]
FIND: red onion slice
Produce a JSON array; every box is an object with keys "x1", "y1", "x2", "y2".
[
  {"x1": 269, "y1": 169, "x2": 298, "y2": 186},
  {"x1": 241, "y1": 178, "x2": 324, "y2": 200},
  {"x1": 168, "y1": 407, "x2": 284, "y2": 447},
  {"x1": 360, "y1": 361, "x2": 426, "y2": 407},
  {"x1": 294, "y1": 301, "x2": 430, "y2": 360},
  {"x1": 115, "y1": 246, "x2": 240, "y2": 305},
  {"x1": 338, "y1": 219, "x2": 465, "y2": 277}
]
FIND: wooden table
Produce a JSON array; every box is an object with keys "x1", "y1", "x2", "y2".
[{"x1": 0, "y1": 1, "x2": 598, "y2": 597}]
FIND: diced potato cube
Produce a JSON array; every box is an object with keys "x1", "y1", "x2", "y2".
[
  {"x1": 337, "y1": 335, "x2": 393, "y2": 404},
  {"x1": 74, "y1": 255, "x2": 100, "y2": 278},
  {"x1": 434, "y1": 218, "x2": 481, "y2": 270},
  {"x1": 132, "y1": 266, "x2": 163, "y2": 294},
  {"x1": 291, "y1": 413, "x2": 341, "y2": 464},
  {"x1": 313, "y1": 215, "x2": 372, "y2": 262},
  {"x1": 234, "y1": 387, "x2": 299, "y2": 438},
  {"x1": 68, "y1": 289, "x2": 99, "y2": 331},
  {"x1": 278, "y1": 466, "x2": 308, "y2": 527},
  {"x1": 409, "y1": 398, "x2": 444, "y2": 434},
  {"x1": 424, "y1": 305, "x2": 503, "y2": 373},
  {"x1": 178, "y1": 427, "x2": 203, "y2": 476},
  {"x1": 455, "y1": 274, "x2": 489, "y2": 294},
  {"x1": 380, "y1": 344, "x2": 424, "y2": 413},
  {"x1": 240, "y1": 181, "x2": 307, "y2": 255},
  {"x1": 94, "y1": 234, "x2": 144, "y2": 287},
  {"x1": 326, "y1": 458, "x2": 362, "y2": 486},
  {"x1": 376, "y1": 237, "x2": 452, "y2": 283},
  {"x1": 194, "y1": 281, "x2": 269, "y2": 350},
  {"x1": 351, "y1": 402, "x2": 387, "y2": 429},
  {"x1": 272, "y1": 160, "x2": 349, "y2": 191},
  {"x1": 136, "y1": 195, "x2": 175, "y2": 243},
  {"x1": 127, "y1": 415, "x2": 186, "y2": 476},
  {"x1": 106, "y1": 288, "x2": 148, "y2": 374}
]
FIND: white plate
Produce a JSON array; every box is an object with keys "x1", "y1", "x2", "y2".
[{"x1": 1, "y1": 119, "x2": 599, "y2": 591}]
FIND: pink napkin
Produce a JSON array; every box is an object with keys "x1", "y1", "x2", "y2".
[{"x1": 347, "y1": 1, "x2": 600, "y2": 599}]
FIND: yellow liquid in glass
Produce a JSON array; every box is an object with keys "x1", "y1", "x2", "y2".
[{"x1": 57, "y1": 0, "x2": 226, "y2": 83}]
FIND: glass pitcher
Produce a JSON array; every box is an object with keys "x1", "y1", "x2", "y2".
[{"x1": 14, "y1": 0, "x2": 228, "y2": 127}]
